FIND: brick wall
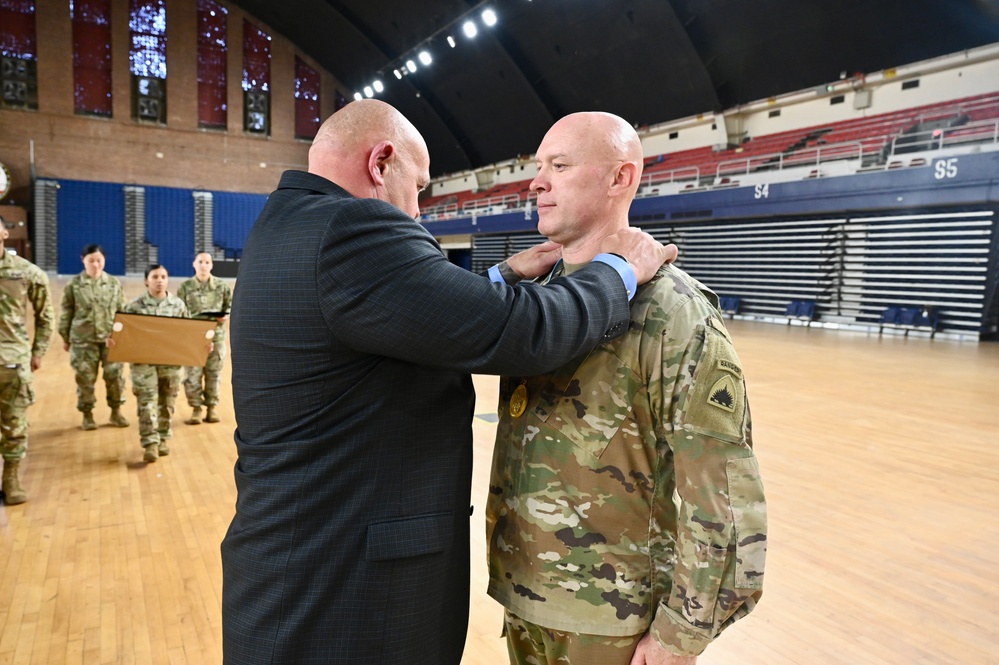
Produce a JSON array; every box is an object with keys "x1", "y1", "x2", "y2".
[{"x1": 0, "y1": 0, "x2": 343, "y2": 205}]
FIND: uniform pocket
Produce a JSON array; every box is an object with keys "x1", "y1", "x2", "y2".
[
  {"x1": 538, "y1": 349, "x2": 640, "y2": 459},
  {"x1": 13, "y1": 366, "x2": 34, "y2": 408}
]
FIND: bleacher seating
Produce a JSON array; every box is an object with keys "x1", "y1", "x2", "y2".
[{"x1": 879, "y1": 306, "x2": 940, "y2": 337}]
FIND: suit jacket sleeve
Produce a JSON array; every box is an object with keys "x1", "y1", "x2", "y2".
[{"x1": 317, "y1": 198, "x2": 632, "y2": 376}]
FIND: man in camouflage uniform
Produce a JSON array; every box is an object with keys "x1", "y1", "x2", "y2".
[
  {"x1": 177, "y1": 252, "x2": 231, "y2": 425},
  {"x1": 58, "y1": 244, "x2": 128, "y2": 430},
  {"x1": 0, "y1": 224, "x2": 54, "y2": 505},
  {"x1": 486, "y1": 113, "x2": 767, "y2": 665},
  {"x1": 121, "y1": 265, "x2": 189, "y2": 463}
]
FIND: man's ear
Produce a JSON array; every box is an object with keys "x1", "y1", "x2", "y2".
[
  {"x1": 368, "y1": 140, "x2": 395, "y2": 186},
  {"x1": 610, "y1": 161, "x2": 640, "y2": 197}
]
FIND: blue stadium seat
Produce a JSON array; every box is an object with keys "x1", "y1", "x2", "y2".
[
  {"x1": 785, "y1": 299, "x2": 816, "y2": 323},
  {"x1": 880, "y1": 307, "x2": 902, "y2": 325},
  {"x1": 879, "y1": 305, "x2": 939, "y2": 338},
  {"x1": 899, "y1": 308, "x2": 918, "y2": 326},
  {"x1": 719, "y1": 296, "x2": 741, "y2": 315}
]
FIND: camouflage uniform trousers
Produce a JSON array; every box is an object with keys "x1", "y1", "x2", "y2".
[
  {"x1": 69, "y1": 342, "x2": 125, "y2": 412},
  {"x1": 131, "y1": 364, "x2": 182, "y2": 447},
  {"x1": 0, "y1": 365, "x2": 34, "y2": 462},
  {"x1": 183, "y1": 339, "x2": 226, "y2": 408},
  {"x1": 504, "y1": 611, "x2": 642, "y2": 665}
]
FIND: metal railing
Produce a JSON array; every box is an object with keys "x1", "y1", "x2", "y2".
[
  {"x1": 639, "y1": 166, "x2": 700, "y2": 189},
  {"x1": 888, "y1": 119, "x2": 999, "y2": 156},
  {"x1": 462, "y1": 193, "x2": 521, "y2": 213},
  {"x1": 715, "y1": 141, "x2": 865, "y2": 178},
  {"x1": 419, "y1": 202, "x2": 458, "y2": 219}
]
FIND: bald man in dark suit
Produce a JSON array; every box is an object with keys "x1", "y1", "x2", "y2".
[{"x1": 222, "y1": 99, "x2": 675, "y2": 665}]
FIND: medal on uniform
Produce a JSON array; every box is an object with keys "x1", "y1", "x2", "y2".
[{"x1": 509, "y1": 383, "x2": 528, "y2": 418}]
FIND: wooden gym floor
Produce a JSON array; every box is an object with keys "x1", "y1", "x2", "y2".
[{"x1": 2, "y1": 276, "x2": 998, "y2": 664}]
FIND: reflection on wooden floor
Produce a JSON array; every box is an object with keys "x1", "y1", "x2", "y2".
[{"x1": 2, "y1": 277, "x2": 998, "y2": 664}]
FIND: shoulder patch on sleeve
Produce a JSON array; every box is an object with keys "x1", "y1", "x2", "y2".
[{"x1": 678, "y1": 326, "x2": 747, "y2": 444}]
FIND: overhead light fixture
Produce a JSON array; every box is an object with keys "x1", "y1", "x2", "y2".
[{"x1": 350, "y1": 7, "x2": 502, "y2": 104}]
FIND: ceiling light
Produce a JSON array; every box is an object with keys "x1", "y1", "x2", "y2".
[
  {"x1": 406, "y1": 59, "x2": 417, "y2": 73},
  {"x1": 482, "y1": 9, "x2": 497, "y2": 27},
  {"x1": 373, "y1": 80, "x2": 384, "y2": 93},
  {"x1": 447, "y1": 35, "x2": 456, "y2": 48},
  {"x1": 363, "y1": 85, "x2": 373, "y2": 97},
  {"x1": 462, "y1": 21, "x2": 477, "y2": 38},
  {"x1": 393, "y1": 69, "x2": 402, "y2": 79},
  {"x1": 418, "y1": 51, "x2": 432, "y2": 66},
  {"x1": 353, "y1": 92, "x2": 362, "y2": 101}
]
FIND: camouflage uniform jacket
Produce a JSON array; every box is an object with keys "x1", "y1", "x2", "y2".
[
  {"x1": 0, "y1": 251, "x2": 54, "y2": 365},
  {"x1": 486, "y1": 262, "x2": 767, "y2": 657},
  {"x1": 124, "y1": 292, "x2": 189, "y2": 320},
  {"x1": 58, "y1": 271, "x2": 126, "y2": 345},
  {"x1": 177, "y1": 274, "x2": 232, "y2": 341}
]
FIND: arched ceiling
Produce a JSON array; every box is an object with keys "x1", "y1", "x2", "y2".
[{"x1": 228, "y1": 0, "x2": 999, "y2": 176}]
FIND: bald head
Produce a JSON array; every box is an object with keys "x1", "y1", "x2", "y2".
[
  {"x1": 531, "y1": 112, "x2": 644, "y2": 254},
  {"x1": 308, "y1": 100, "x2": 430, "y2": 216},
  {"x1": 548, "y1": 112, "x2": 643, "y2": 184}
]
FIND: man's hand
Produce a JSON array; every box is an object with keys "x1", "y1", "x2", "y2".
[
  {"x1": 505, "y1": 241, "x2": 563, "y2": 280},
  {"x1": 63, "y1": 342, "x2": 70, "y2": 352},
  {"x1": 599, "y1": 228, "x2": 678, "y2": 284},
  {"x1": 629, "y1": 633, "x2": 696, "y2": 665},
  {"x1": 30, "y1": 356, "x2": 42, "y2": 372}
]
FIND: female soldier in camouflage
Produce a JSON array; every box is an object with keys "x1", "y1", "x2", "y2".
[
  {"x1": 121, "y1": 265, "x2": 189, "y2": 463},
  {"x1": 177, "y1": 252, "x2": 232, "y2": 425},
  {"x1": 58, "y1": 244, "x2": 128, "y2": 430}
]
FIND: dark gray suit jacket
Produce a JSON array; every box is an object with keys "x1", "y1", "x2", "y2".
[{"x1": 221, "y1": 171, "x2": 631, "y2": 664}]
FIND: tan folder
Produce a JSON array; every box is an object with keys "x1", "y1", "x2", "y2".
[{"x1": 106, "y1": 312, "x2": 218, "y2": 366}]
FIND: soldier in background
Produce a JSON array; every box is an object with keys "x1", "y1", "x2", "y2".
[
  {"x1": 58, "y1": 244, "x2": 129, "y2": 430},
  {"x1": 120, "y1": 265, "x2": 189, "y2": 463},
  {"x1": 177, "y1": 252, "x2": 231, "y2": 425},
  {"x1": 0, "y1": 223, "x2": 53, "y2": 505},
  {"x1": 486, "y1": 113, "x2": 767, "y2": 665}
]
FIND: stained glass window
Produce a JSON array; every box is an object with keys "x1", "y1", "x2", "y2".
[
  {"x1": 129, "y1": 0, "x2": 166, "y2": 79},
  {"x1": 72, "y1": 0, "x2": 113, "y2": 116},
  {"x1": 197, "y1": 0, "x2": 227, "y2": 129},
  {"x1": 294, "y1": 56, "x2": 319, "y2": 139}
]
